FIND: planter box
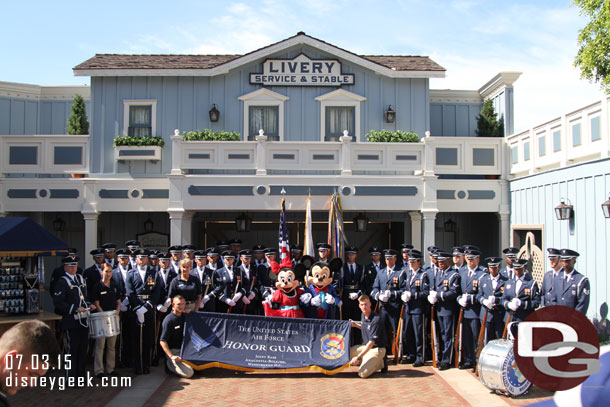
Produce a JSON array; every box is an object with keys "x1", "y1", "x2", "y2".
[{"x1": 114, "y1": 146, "x2": 162, "y2": 161}]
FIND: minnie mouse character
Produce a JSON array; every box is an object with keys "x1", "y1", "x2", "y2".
[{"x1": 263, "y1": 257, "x2": 312, "y2": 318}]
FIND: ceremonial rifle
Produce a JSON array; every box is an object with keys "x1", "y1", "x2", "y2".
[
  {"x1": 393, "y1": 304, "x2": 405, "y2": 364},
  {"x1": 454, "y1": 307, "x2": 464, "y2": 368},
  {"x1": 431, "y1": 305, "x2": 438, "y2": 368},
  {"x1": 502, "y1": 314, "x2": 512, "y2": 339},
  {"x1": 227, "y1": 274, "x2": 241, "y2": 313},
  {"x1": 475, "y1": 309, "x2": 488, "y2": 376},
  {"x1": 243, "y1": 275, "x2": 257, "y2": 315}
]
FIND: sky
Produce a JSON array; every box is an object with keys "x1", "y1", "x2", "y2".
[{"x1": 0, "y1": 0, "x2": 603, "y2": 133}]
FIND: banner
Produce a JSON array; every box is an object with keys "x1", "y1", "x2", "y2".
[
  {"x1": 181, "y1": 312, "x2": 351, "y2": 375},
  {"x1": 304, "y1": 197, "x2": 315, "y2": 257}
]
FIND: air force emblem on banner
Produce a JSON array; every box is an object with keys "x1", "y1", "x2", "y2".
[
  {"x1": 320, "y1": 333, "x2": 346, "y2": 360},
  {"x1": 190, "y1": 327, "x2": 216, "y2": 352}
]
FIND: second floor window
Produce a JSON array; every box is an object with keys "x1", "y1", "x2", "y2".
[
  {"x1": 326, "y1": 106, "x2": 354, "y2": 141},
  {"x1": 129, "y1": 106, "x2": 152, "y2": 137},
  {"x1": 249, "y1": 106, "x2": 278, "y2": 140}
]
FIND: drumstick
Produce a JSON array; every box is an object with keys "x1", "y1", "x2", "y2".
[{"x1": 475, "y1": 310, "x2": 488, "y2": 375}]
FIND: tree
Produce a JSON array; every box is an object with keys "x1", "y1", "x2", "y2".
[
  {"x1": 475, "y1": 99, "x2": 503, "y2": 137},
  {"x1": 67, "y1": 94, "x2": 89, "y2": 135},
  {"x1": 574, "y1": 0, "x2": 610, "y2": 92}
]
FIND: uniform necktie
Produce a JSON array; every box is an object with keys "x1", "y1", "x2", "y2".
[
  {"x1": 351, "y1": 264, "x2": 355, "y2": 275},
  {"x1": 516, "y1": 278, "x2": 523, "y2": 295}
]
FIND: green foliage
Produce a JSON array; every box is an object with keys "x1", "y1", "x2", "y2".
[
  {"x1": 475, "y1": 99, "x2": 503, "y2": 137},
  {"x1": 66, "y1": 94, "x2": 89, "y2": 135},
  {"x1": 182, "y1": 129, "x2": 241, "y2": 141},
  {"x1": 365, "y1": 129, "x2": 420, "y2": 142},
  {"x1": 573, "y1": 0, "x2": 610, "y2": 92},
  {"x1": 113, "y1": 136, "x2": 165, "y2": 147}
]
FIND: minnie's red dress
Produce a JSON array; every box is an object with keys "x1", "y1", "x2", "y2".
[{"x1": 263, "y1": 288, "x2": 305, "y2": 318}]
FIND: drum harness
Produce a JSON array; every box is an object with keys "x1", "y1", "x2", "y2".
[{"x1": 62, "y1": 275, "x2": 90, "y2": 328}]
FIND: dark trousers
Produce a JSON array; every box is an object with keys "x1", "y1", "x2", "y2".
[
  {"x1": 129, "y1": 313, "x2": 154, "y2": 373},
  {"x1": 403, "y1": 313, "x2": 424, "y2": 362},
  {"x1": 461, "y1": 317, "x2": 480, "y2": 365},
  {"x1": 438, "y1": 315, "x2": 454, "y2": 364},
  {"x1": 117, "y1": 312, "x2": 132, "y2": 367},
  {"x1": 484, "y1": 316, "x2": 504, "y2": 343},
  {"x1": 64, "y1": 325, "x2": 89, "y2": 378}
]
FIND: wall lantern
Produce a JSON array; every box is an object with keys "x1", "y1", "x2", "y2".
[
  {"x1": 384, "y1": 105, "x2": 396, "y2": 123},
  {"x1": 602, "y1": 194, "x2": 610, "y2": 219},
  {"x1": 53, "y1": 216, "x2": 66, "y2": 233},
  {"x1": 144, "y1": 217, "x2": 154, "y2": 232},
  {"x1": 444, "y1": 218, "x2": 457, "y2": 233},
  {"x1": 554, "y1": 199, "x2": 573, "y2": 221},
  {"x1": 209, "y1": 104, "x2": 220, "y2": 122},
  {"x1": 235, "y1": 213, "x2": 252, "y2": 232},
  {"x1": 353, "y1": 213, "x2": 369, "y2": 232}
]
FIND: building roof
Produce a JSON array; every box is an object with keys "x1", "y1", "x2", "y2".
[{"x1": 73, "y1": 32, "x2": 445, "y2": 76}]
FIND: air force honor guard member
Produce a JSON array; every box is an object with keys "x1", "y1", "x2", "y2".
[
  {"x1": 341, "y1": 246, "x2": 364, "y2": 322},
  {"x1": 371, "y1": 249, "x2": 406, "y2": 337},
  {"x1": 125, "y1": 248, "x2": 161, "y2": 375},
  {"x1": 552, "y1": 249, "x2": 590, "y2": 314},
  {"x1": 457, "y1": 248, "x2": 486, "y2": 371},
  {"x1": 83, "y1": 248, "x2": 106, "y2": 295},
  {"x1": 52, "y1": 254, "x2": 96, "y2": 380},
  {"x1": 237, "y1": 249, "x2": 259, "y2": 315},
  {"x1": 501, "y1": 258, "x2": 540, "y2": 322},
  {"x1": 399, "y1": 250, "x2": 429, "y2": 367},
  {"x1": 541, "y1": 248, "x2": 562, "y2": 306},
  {"x1": 427, "y1": 250, "x2": 460, "y2": 370},
  {"x1": 477, "y1": 257, "x2": 508, "y2": 343}
]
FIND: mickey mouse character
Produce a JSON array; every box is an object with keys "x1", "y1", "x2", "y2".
[
  {"x1": 263, "y1": 257, "x2": 312, "y2": 318},
  {"x1": 305, "y1": 262, "x2": 342, "y2": 319}
]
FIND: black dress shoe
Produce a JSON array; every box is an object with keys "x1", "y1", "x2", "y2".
[
  {"x1": 413, "y1": 361, "x2": 424, "y2": 367},
  {"x1": 108, "y1": 371, "x2": 120, "y2": 376},
  {"x1": 151, "y1": 360, "x2": 159, "y2": 367},
  {"x1": 399, "y1": 358, "x2": 409, "y2": 365},
  {"x1": 135, "y1": 369, "x2": 143, "y2": 375},
  {"x1": 438, "y1": 363, "x2": 449, "y2": 371},
  {"x1": 459, "y1": 363, "x2": 473, "y2": 370},
  {"x1": 143, "y1": 368, "x2": 150, "y2": 374},
  {"x1": 95, "y1": 373, "x2": 105, "y2": 379},
  {"x1": 380, "y1": 358, "x2": 388, "y2": 373}
]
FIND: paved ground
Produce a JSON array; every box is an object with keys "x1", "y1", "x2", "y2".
[{"x1": 9, "y1": 362, "x2": 552, "y2": 407}]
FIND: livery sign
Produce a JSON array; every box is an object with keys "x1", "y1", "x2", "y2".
[
  {"x1": 181, "y1": 312, "x2": 351, "y2": 374},
  {"x1": 249, "y1": 53, "x2": 355, "y2": 87}
]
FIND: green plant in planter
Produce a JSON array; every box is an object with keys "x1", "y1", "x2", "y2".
[
  {"x1": 476, "y1": 99, "x2": 504, "y2": 137},
  {"x1": 112, "y1": 136, "x2": 165, "y2": 147},
  {"x1": 365, "y1": 129, "x2": 420, "y2": 142},
  {"x1": 183, "y1": 129, "x2": 240, "y2": 141}
]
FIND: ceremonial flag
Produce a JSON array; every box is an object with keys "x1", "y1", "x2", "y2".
[
  {"x1": 328, "y1": 194, "x2": 347, "y2": 259},
  {"x1": 278, "y1": 198, "x2": 289, "y2": 260},
  {"x1": 304, "y1": 197, "x2": 315, "y2": 257}
]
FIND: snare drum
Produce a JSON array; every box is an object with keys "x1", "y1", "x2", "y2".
[
  {"x1": 88, "y1": 310, "x2": 120, "y2": 339},
  {"x1": 477, "y1": 339, "x2": 531, "y2": 397}
]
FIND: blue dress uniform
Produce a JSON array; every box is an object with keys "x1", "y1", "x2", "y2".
[
  {"x1": 541, "y1": 248, "x2": 562, "y2": 306},
  {"x1": 111, "y1": 249, "x2": 132, "y2": 368},
  {"x1": 50, "y1": 248, "x2": 83, "y2": 295},
  {"x1": 125, "y1": 249, "x2": 161, "y2": 375},
  {"x1": 501, "y1": 259, "x2": 540, "y2": 323},
  {"x1": 551, "y1": 249, "x2": 590, "y2": 315},
  {"x1": 153, "y1": 254, "x2": 177, "y2": 365},
  {"x1": 83, "y1": 248, "x2": 106, "y2": 296},
  {"x1": 477, "y1": 258, "x2": 508, "y2": 343},
  {"x1": 52, "y1": 255, "x2": 90, "y2": 380},
  {"x1": 216, "y1": 251, "x2": 243, "y2": 313},
  {"x1": 457, "y1": 256, "x2": 486, "y2": 369},
  {"x1": 341, "y1": 246, "x2": 365, "y2": 322},
  {"x1": 363, "y1": 247, "x2": 383, "y2": 308},
  {"x1": 400, "y1": 250, "x2": 429, "y2": 366},
  {"x1": 429, "y1": 250, "x2": 461, "y2": 369},
  {"x1": 235, "y1": 251, "x2": 259, "y2": 315},
  {"x1": 370, "y1": 250, "x2": 406, "y2": 335}
]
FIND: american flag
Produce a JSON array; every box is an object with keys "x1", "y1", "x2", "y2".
[{"x1": 278, "y1": 198, "x2": 289, "y2": 260}]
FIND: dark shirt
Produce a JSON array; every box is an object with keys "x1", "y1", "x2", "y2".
[
  {"x1": 91, "y1": 279, "x2": 119, "y2": 312},
  {"x1": 168, "y1": 275, "x2": 202, "y2": 302},
  {"x1": 361, "y1": 311, "x2": 385, "y2": 347},
  {"x1": 160, "y1": 312, "x2": 185, "y2": 350}
]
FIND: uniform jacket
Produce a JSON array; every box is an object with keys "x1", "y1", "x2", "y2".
[
  {"x1": 340, "y1": 263, "x2": 364, "y2": 299},
  {"x1": 370, "y1": 267, "x2": 406, "y2": 305},
  {"x1": 541, "y1": 268, "x2": 562, "y2": 307},
  {"x1": 157, "y1": 268, "x2": 178, "y2": 300},
  {"x1": 125, "y1": 266, "x2": 161, "y2": 312},
  {"x1": 403, "y1": 267, "x2": 430, "y2": 315},
  {"x1": 361, "y1": 262, "x2": 380, "y2": 296},
  {"x1": 459, "y1": 265, "x2": 486, "y2": 319},
  {"x1": 52, "y1": 273, "x2": 91, "y2": 330},
  {"x1": 551, "y1": 269, "x2": 590, "y2": 314},
  {"x1": 432, "y1": 268, "x2": 460, "y2": 317},
  {"x1": 501, "y1": 277, "x2": 540, "y2": 322},
  {"x1": 476, "y1": 273, "x2": 508, "y2": 323},
  {"x1": 111, "y1": 265, "x2": 130, "y2": 300},
  {"x1": 215, "y1": 266, "x2": 242, "y2": 303},
  {"x1": 83, "y1": 263, "x2": 104, "y2": 299}
]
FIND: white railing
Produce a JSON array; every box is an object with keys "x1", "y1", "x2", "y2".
[
  {"x1": 0, "y1": 135, "x2": 90, "y2": 174},
  {"x1": 507, "y1": 95, "x2": 610, "y2": 177},
  {"x1": 171, "y1": 130, "x2": 506, "y2": 177}
]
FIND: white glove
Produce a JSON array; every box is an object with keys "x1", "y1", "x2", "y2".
[
  {"x1": 325, "y1": 295, "x2": 335, "y2": 305},
  {"x1": 201, "y1": 294, "x2": 211, "y2": 305},
  {"x1": 512, "y1": 298, "x2": 522, "y2": 307},
  {"x1": 163, "y1": 298, "x2": 171, "y2": 308},
  {"x1": 156, "y1": 304, "x2": 168, "y2": 313},
  {"x1": 232, "y1": 292, "x2": 243, "y2": 303},
  {"x1": 136, "y1": 306, "x2": 147, "y2": 324},
  {"x1": 458, "y1": 295, "x2": 468, "y2": 308},
  {"x1": 300, "y1": 293, "x2": 312, "y2": 304},
  {"x1": 488, "y1": 295, "x2": 496, "y2": 304},
  {"x1": 248, "y1": 291, "x2": 256, "y2": 300},
  {"x1": 120, "y1": 298, "x2": 129, "y2": 312},
  {"x1": 226, "y1": 299, "x2": 236, "y2": 307},
  {"x1": 311, "y1": 295, "x2": 321, "y2": 306},
  {"x1": 242, "y1": 296, "x2": 251, "y2": 305},
  {"x1": 401, "y1": 291, "x2": 411, "y2": 302},
  {"x1": 508, "y1": 301, "x2": 519, "y2": 312},
  {"x1": 430, "y1": 290, "x2": 437, "y2": 298},
  {"x1": 349, "y1": 292, "x2": 358, "y2": 300},
  {"x1": 428, "y1": 294, "x2": 437, "y2": 305},
  {"x1": 482, "y1": 298, "x2": 492, "y2": 309}
]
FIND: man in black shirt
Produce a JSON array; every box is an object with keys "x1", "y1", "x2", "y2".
[
  {"x1": 160, "y1": 295, "x2": 194, "y2": 378},
  {"x1": 349, "y1": 294, "x2": 388, "y2": 378}
]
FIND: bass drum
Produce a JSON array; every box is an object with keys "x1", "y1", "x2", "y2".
[
  {"x1": 88, "y1": 310, "x2": 120, "y2": 339},
  {"x1": 477, "y1": 339, "x2": 531, "y2": 397}
]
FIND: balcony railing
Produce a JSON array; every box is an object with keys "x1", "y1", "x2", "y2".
[{"x1": 507, "y1": 95, "x2": 610, "y2": 177}]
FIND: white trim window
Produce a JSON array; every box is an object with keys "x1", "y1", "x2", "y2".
[
  {"x1": 123, "y1": 100, "x2": 157, "y2": 138},
  {"x1": 315, "y1": 89, "x2": 366, "y2": 141},
  {"x1": 238, "y1": 89, "x2": 289, "y2": 141}
]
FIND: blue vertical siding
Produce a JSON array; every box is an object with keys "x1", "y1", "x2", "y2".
[
  {"x1": 510, "y1": 158, "x2": 610, "y2": 318},
  {"x1": 430, "y1": 102, "x2": 482, "y2": 137}
]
